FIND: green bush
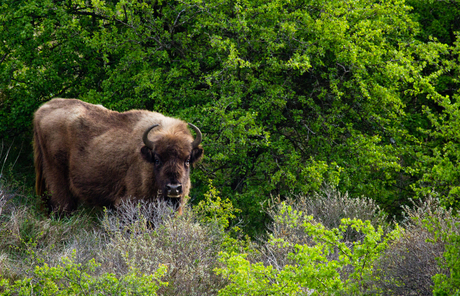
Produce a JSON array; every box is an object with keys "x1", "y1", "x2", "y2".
[
  {"x1": 432, "y1": 232, "x2": 460, "y2": 296},
  {"x1": 0, "y1": 251, "x2": 168, "y2": 295},
  {"x1": 266, "y1": 185, "x2": 391, "y2": 242},
  {"x1": 216, "y1": 201, "x2": 402, "y2": 295},
  {"x1": 420, "y1": 200, "x2": 460, "y2": 296}
]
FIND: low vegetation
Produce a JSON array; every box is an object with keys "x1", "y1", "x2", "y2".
[{"x1": 1, "y1": 176, "x2": 458, "y2": 295}]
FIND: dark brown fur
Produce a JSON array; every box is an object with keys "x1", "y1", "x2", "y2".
[{"x1": 33, "y1": 98, "x2": 203, "y2": 214}]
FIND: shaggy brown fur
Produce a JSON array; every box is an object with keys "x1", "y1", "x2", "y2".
[{"x1": 33, "y1": 98, "x2": 203, "y2": 214}]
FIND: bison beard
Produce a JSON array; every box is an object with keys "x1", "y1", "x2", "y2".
[{"x1": 33, "y1": 98, "x2": 203, "y2": 215}]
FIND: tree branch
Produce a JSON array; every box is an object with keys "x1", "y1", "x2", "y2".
[{"x1": 0, "y1": 53, "x2": 9, "y2": 65}]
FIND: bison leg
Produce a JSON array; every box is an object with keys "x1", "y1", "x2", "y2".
[
  {"x1": 46, "y1": 182, "x2": 78, "y2": 215},
  {"x1": 41, "y1": 153, "x2": 78, "y2": 215}
]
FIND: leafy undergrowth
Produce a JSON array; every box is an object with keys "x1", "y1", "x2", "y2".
[{"x1": 0, "y1": 180, "x2": 458, "y2": 295}]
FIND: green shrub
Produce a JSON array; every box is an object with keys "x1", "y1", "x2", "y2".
[
  {"x1": 195, "y1": 180, "x2": 241, "y2": 232},
  {"x1": 420, "y1": 199, "x2": 460, "y2": 296},
  {"x1": 0, "y1": 251, "x2": 168, "y2": 295},
  {"x1": 216, "y1": 201, "x2": 402, "y2": 295},
  {"x1": 266, "y1": 185, "x2": 391, "y2": 243},
  {"x1": 432, "y1": 231, "x2": 460, "y2": 296}
]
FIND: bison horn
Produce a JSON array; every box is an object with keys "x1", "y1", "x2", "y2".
[
  {"x1": 188, "y1": 123, "x2": 202, "y2": 148},
  {"x1": 142, "y1": 124, "x2": 160, "y2": 150}
]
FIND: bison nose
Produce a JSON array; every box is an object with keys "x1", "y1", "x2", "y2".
[{"x1": 166, "y1": 184, "x2": 182, "y2": 197}]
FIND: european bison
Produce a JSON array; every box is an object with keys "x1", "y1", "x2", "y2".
[{"x1": 33, "y1": 98, "x2": 203, "y2": 214}]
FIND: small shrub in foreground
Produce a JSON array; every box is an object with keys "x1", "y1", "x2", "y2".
[
  {"x1": 373, "y1": 196, "x2": 460, "y2": 295},
  {"x1": 100, "y1": 195, "x2": 232, "y2": 295},
  {"x1": 217, "y1": 202, "x2": 402, "y2": 295},
  {"x1": 257, "y1": 186, "x2": 391, "y2": 272},
  {"x1": 267, "y1": 185, "x2": 390, "y2": 244},
  {"x1": 0, "y1": 251, "x2": 168, "y2": 295}
]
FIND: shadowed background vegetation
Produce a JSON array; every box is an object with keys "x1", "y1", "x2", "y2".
[{"x1": 1, "y1": 0, "x2": 460, "y2": 294}]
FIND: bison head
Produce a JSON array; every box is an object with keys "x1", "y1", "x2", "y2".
[{"x1": 140, "y1": 123, "x2": 203, "y2": 207}]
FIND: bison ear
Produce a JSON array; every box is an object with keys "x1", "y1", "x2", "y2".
[
  {"x1": 140, "y1": 146, "x2": 154, "y2": 163},
  {"x1": 190, "y1": 147, "x2": 204, "y2": 164}
]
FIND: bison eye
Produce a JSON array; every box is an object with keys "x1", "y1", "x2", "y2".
[
  {"x1": 154, "y1": 155, "x2": 162, "y2": 166},
  {"x1": 185, "y1": 158, "x2": 190, "y2": 167}
]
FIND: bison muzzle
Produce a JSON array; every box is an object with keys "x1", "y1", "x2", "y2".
[{"x1": 33, "y1": 98, "x2": 204, "y2": 215}]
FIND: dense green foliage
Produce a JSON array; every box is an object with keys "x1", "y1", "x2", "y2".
[{"x1": 1, "y1": 0, "x2": 460, "y2": 234}]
